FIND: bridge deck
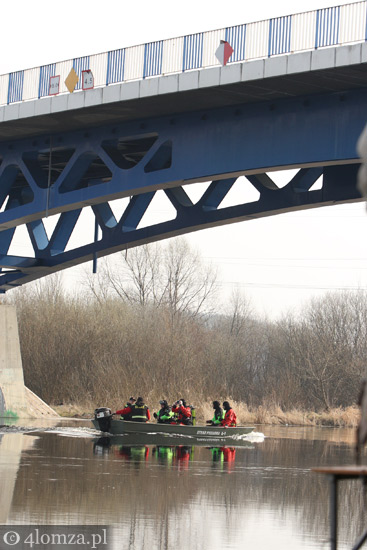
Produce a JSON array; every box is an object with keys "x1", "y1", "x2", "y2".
[{"x1": 1, "y1": 43, "x2": 367, "y2": 141}]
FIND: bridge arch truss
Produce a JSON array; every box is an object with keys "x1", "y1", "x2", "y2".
[{"x1": 0, "y1": 87, "x2": 364, "y2": 292}]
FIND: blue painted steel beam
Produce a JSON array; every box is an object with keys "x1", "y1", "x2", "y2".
[{"x1": 0, "y1": 87, "x2": 364, "y2": 291}]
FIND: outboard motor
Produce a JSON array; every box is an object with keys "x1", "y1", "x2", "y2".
[{"x1": 94, "y1": 407, "x2": 113, "y2": 432}]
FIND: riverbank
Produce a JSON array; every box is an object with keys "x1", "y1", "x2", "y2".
[{"x1": 52, "y1": 402, "x2": 361, "y2": 428}]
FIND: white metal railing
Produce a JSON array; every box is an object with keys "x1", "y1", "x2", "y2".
[{"x1": 1, "y1": 0, "x2": 366, "y2": 107}]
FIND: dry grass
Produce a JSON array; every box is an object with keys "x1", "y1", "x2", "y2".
[
  {"x1": 53, "y1": 402, "x2": 95, "y2": 418},
  {"x1": 55, "y1": 400, "x2": 361, "y2": 428},
  {"x1": 239, "y1": 403, "x2": 361, "y2": 428},
  {"x1": 310, "y1": 406, "x2": 360, "y2": 428}
]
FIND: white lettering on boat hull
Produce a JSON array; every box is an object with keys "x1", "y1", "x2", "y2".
[{"x1": 197, "y1": 430, "x2": 229, "y2": 436}]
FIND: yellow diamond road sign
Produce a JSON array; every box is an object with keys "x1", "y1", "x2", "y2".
[{"x1": 65, "y1": 68, "x2": 79, "y2": 93}]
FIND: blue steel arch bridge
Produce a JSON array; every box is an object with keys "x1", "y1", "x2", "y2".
[{"x1": 0, "y1": 1, "x2": 366, "y2": 292}]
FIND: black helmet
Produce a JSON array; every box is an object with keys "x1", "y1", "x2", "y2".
[
  {"x1": 180, "y1": 398, "x2": 187, "y2": 407},
  {"x1": 159, "y1": 400, "x2": 168, "y2": 407},
  {"x1": 213, "y1": 400, "x2": 220, "y2": 408},
  {"x1": 223, "y1": 401, "x2": 230, "y2": 410},
  {"x1": 136, "y1": 396, "x2": 144, "y2": 405}
]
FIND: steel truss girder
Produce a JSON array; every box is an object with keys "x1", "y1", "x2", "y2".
[{"x1": 0, "y1": 88, "x2": 365, "y2": 292}]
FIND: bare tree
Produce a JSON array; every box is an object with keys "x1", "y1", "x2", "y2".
[
  {"x1": 85, "y1": 238, "x2": 217, "y2": 318},
  {"x1": 81, "y1": 259, "x2": 112, "y2": 304},
  {"x1": 225, "y1": 289, "x2": 254, "y2": 337},
  {"x1": 275, "y1": 291, "x2": 367, "y2": 410},
  {"x1": 4, "y1": 272, "x2": 65, "y2": 307},
  {"x1": 108, "y1": 244, "x2": 162, "y2": 306},
  {"x1": 162, "y1": 239, "x2": 217, "y2": 317}
]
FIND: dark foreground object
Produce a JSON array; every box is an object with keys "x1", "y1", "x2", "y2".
[{"x1": 313, "y1": 466, "x2": 367, "y2": 550}]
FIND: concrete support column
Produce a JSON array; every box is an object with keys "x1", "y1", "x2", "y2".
[{"x1": 0, "y1": 305, "x2": 29, "y2": 418}]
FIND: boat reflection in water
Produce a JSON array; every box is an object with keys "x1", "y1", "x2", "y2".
[
  {"x1": 5, "y1": 425, "x2": 365, "y2": 548},
  {"x1": 209, "y1": 446, "x2": 236, "y2": 471},
  {"x1": 93, "y1": 433, "x2": 253, "y2": 471}
]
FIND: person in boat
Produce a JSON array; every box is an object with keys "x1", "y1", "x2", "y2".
[
  {"x1": 115, "y1": 396, "x2": 151, "y2": 422},
  {"x1": 221, "y1": 401, "x2": 237, "y2": 427},
  {"x1": 171, "y1": 399, "x2": 192, "y2": 425},
  {"x1": 117, "y1": 396, "x2": 136, "y2": 420},
  {"x1": 206, "y1": 400, "x2": 225, "y2": 425},
  {"x1": 153, "y1": 400, "x2": 174, "y2": 423}
]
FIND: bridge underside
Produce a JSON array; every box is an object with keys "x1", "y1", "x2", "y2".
[{"x1": 0, "y1": 87, "x2": 364, "y2": 292}]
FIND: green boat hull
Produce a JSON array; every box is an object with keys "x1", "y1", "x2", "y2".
[{"x1": 92, "y1": 418, "x2": 254, "y2": 441}]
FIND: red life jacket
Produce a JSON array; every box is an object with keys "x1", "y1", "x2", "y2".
[
  {"x1": 221, "y1": 408, "x2": 237, "y2": 427},
  {"x1": 172, "y1": 404, "x2": 192, "y2": 424}
]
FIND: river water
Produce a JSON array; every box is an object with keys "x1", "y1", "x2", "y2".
[{"x1": 0, "y1": 419, "x2": 366, "y2": 550}]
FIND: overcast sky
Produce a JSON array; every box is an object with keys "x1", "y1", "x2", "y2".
[
  {"x1": 0, "y1": 0, "x2": 359, "y2": 73},
  {"x1": 2, "y1": 0, "x2": 367, "y2": 318}
]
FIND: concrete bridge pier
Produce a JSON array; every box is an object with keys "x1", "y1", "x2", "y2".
[{"x1": 0, "y1": 305, "x2": 32, "y2": 418}]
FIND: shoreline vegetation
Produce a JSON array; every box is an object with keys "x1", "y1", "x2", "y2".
[
  {"x1": 53, "y1": 402, "x2": 361, "y2": 428},
  {"x1": 3, "y1": 241, "x2": 367, "y2": 429}
]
